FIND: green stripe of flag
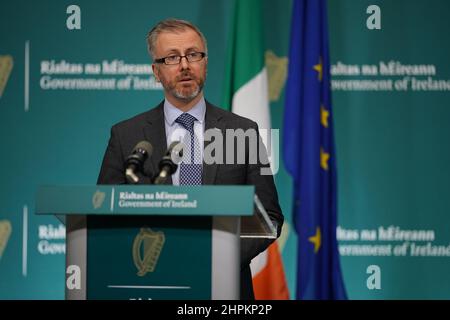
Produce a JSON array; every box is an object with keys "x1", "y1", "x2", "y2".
[{"x1": 223, "y1": 0, "x2": 266, "y2": 110}]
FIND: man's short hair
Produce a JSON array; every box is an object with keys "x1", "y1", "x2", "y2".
[{"x1": 146, "y1": 18, "x2": 208, "y2": 60}]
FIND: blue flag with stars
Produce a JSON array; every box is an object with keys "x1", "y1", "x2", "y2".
[{"x1": 283, "y1": 0, "x2": 348, "y2": 300}]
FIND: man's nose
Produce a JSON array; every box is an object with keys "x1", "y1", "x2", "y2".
[{"x1": 179, "y1": 56, "x2": 190, "y2": 70}]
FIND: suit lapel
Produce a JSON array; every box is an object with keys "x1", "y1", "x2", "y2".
[
  {"x1": 203, "y1": 102, "x2": 223, "y2": 185},
  {"x1": 143, "y1": 102, "x2": 173, "y2": 185}
]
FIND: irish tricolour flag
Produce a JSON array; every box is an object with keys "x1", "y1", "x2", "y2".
[{"x1": 223, "y1": 0, "x2": 289, "y2": 300}]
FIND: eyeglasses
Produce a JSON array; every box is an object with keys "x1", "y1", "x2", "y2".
[{"x1": 154, "y1": 52, "x2": 206, "y2": 65}]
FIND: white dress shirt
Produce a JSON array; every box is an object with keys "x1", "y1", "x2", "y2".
[{"x1": 163, "y1": 98, "x2": 206, "y2": 185}]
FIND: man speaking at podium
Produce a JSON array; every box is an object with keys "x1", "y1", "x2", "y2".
[{"x1": 97, "y1": 18, "x2": 283, "y2": 300}]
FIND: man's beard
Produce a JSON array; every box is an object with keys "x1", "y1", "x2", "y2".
[
  {"x1": 162, "y1": 72, "x2": 205, "y2": 102},
  {"x1": 173, "y1": 83, "x2": 202, "y2": 101}
]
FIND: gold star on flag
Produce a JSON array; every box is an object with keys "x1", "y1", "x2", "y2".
[
  {"x1": 321, "y1": 105, "x2": 329, "y2": 128},
  {"x1": 320, "y1": 148, "x2": 330, "y2": 171},
  {"x1": 308, "y1": 227, "x2": 321, "y2": 253},
  {"x1": 313, "y1": 57, "x2": 323, "y2": 81}
]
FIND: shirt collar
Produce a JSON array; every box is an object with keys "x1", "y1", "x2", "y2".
[{"x1": 164, "y1": 97, "x2": 206, "y2": 127}]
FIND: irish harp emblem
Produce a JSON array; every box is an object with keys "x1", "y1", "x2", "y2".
[{"x1": 132, "y1": 227, "x2": 165, "y2": 276}]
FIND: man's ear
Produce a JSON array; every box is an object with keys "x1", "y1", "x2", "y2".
[{"x1": 152, "y1": 64, "x2": 160, "y2": 82}]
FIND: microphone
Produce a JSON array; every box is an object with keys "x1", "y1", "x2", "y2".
[
  {"x1": 153, "y1": 141, "x2": 184, "y2": 185},
  {"x1": 125, "y1": 141, "x2": 153, "y2": 184}
]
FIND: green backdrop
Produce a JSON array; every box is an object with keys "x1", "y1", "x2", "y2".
[{"x1": 1, "y1": 0, "x2": 449, "y2": 299}]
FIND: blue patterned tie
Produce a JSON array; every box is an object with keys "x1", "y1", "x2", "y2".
[{"x1": 175, "y1": 113, "x2": 203, "y2": 185}]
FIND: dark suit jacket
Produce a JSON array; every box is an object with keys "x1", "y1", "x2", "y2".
[{"x1": 97, "y1": 100, "x2": 284, "y2": 299}]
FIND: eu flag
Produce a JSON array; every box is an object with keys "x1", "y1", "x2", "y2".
[{"x1": 283, "y1": 0, "x2": 348, "y2": 300}]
